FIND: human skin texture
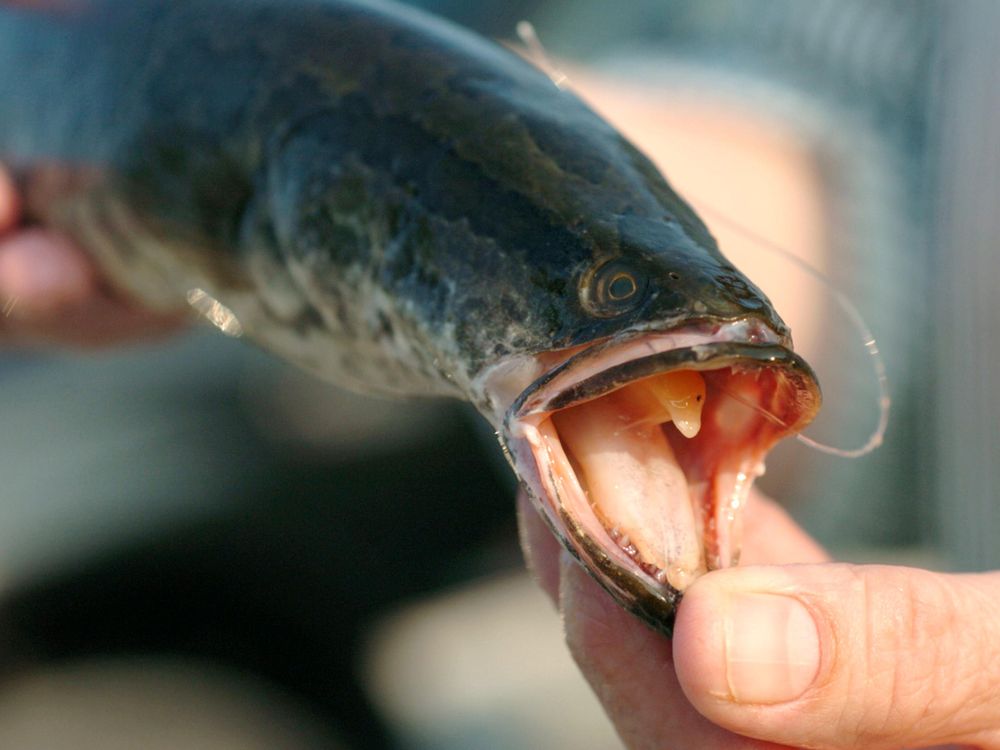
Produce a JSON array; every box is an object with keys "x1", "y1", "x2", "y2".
[
  {"x1": 0, "y1": 167, "x2": 182, "y2": 346},
  {"x1": 519, "y1": 488, "x2": 1000, "y2": 750}
]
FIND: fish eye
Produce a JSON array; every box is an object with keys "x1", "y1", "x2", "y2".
[
  {"x1": 581, "y1": 259, "x2": 648, "y2": 317},
  {"x1": 608, "y1": 272, "x2": 637, "y2": 301}
]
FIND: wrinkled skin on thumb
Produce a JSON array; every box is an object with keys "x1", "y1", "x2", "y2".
[{"x1": 674, "y1": 564, "x2": 1000, "y2": 750}]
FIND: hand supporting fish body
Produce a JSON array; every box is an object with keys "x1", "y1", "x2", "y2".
[{"x1": 0, "y1": 0, "x2": 820, "y2": 633}]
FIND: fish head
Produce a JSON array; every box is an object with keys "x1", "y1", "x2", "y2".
[
  {"x1": 568, "y1": 210, "x2": 790, "y2": 336},
  {"x1": 475, "y1": 201, "x2": 821, "y2": 635}
]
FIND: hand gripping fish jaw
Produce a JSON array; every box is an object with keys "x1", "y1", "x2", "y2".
[{"x1": 497, "y1": 319, "x2": 821, "y2": 635}]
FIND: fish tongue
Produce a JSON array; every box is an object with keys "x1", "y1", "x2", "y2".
[{"x1": 552, "y1": 388, "x2": 707, "y2": 591}]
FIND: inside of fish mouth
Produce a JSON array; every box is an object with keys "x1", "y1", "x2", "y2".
[{"x1": 523, "y1": 356, "x2": 814, "y2": 594}]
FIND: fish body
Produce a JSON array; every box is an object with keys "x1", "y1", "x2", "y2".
[{"x1": 0, "y1": 0, "x2": 820, "y2": 632}]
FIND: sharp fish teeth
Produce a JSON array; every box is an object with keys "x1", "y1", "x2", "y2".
[{"x1": 644, "y1": 370, "x2": 706, "y2": 438}]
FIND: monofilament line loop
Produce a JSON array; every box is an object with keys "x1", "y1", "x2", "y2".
[{"x1": 692, "y1": 200, "x2": 890, "y2": 459}]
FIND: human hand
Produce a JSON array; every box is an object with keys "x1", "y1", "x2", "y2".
[
  {"x1": 0, "y1": 166, "x2": 183, "y2": 346},
  {"x1": 519, "y1": 489, "x2": 998, "y2": 750}
]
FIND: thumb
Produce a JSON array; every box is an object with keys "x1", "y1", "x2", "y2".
[{"x1": 673, "y1": 564, "x2": 1000, "y2": 750}]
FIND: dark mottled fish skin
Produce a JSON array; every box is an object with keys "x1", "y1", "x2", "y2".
[{"x1": 0, "y1": 0, "x2": 786, "y2": 405}]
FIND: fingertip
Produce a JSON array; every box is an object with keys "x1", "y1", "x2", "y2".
[
  {"x1": 0, "y1": 229, "x2": 96, "y2": 315},
  {"x1": 673, "y1": 574, "x2": 729, "y2": 704},
  {"x1": 0, "y1": 227, "x2": 186, "y2": 346},
  {"x1": 676, "y1": 569, "x2": 823, "y2": 714}
]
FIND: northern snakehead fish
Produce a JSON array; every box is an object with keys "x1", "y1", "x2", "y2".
[{"x1": 0, "y1": 0, "x2": 821, "y2": 633}]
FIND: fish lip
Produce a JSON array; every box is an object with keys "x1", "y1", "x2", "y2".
[
  {"x1": 499, "y1": 318, "x2": 821, "y2": 635},
  {"x1": 506, "y1": 317, "x2": 812, "y2": 428},
  {"x1": 543, "y1": 343, "x2": 815, "y2": 412},
  {"x1": 513, "y1": 341, "x2": 817, "y2": 423}
]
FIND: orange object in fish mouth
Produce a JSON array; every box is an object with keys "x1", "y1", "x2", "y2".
[{"x1": 500, "y1": 319, "x2": 821, "y2": 634}]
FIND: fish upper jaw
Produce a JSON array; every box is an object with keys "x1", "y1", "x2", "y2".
[{"x1": 483, "y1": 318, "x2": 820, "y2": 635}]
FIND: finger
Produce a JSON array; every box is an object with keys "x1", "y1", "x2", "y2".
[
  {"x1": 516, "y1": 489, "x2": 562, "y2": 606},
  {"x1": 9, "y1": 292, "x2": 186, "y2": 347},
  {"x1": 673, "y1": 564, "x2": 1000, "y2": 750},
  {"x1": 739, "y1": 492, "x2": 830, "y2": 566},
  {"x1": 0, "y1": 229, "x2": 184, "y2": 346},
  {"x1": 0, "y1": 167, "x2": 20, "y2": 232},
  {"x1": 0, "y1": 227, "x2": 96, "y2": 314},
  {"x1": 560, "y1": 555, "x2": 795, "y2": 750}
]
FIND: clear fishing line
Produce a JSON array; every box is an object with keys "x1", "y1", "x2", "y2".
[
  {"x1": 508, "y1": 25, "x2": 888, "y2": 458},
  {"x1": 514, "y1": 21, "x2": 569, "y2": 89},
  {"x1": 691, "y1": 200, "x2": 890, "y2": 458}
]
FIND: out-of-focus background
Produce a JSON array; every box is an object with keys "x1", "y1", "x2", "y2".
[{"x1": 0, "y1": 1, "x2": 997, "y2": 748}]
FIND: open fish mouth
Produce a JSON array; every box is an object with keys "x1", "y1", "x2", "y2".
[{"x1": 501, "y1": 318, "x2": 821, "y2": 634}]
